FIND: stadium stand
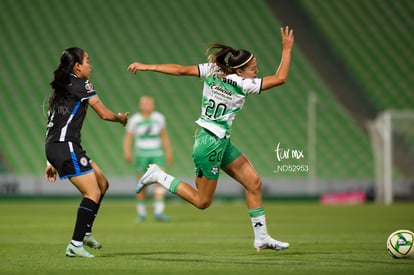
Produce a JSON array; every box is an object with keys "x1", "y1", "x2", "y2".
[
  {"x1": 3, "y1": 0, "x2": 410, "y2": 184},
  {"x1": 296, "y1": 0, "x2": 414, "y2": 179},
  {"x1": 299, "y1": 0, "x2": 414, "y2": 110}
]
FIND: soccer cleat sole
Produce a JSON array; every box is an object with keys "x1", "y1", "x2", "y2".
[
  {"x1": 66, "y1": 249, "x2": 95, "y2": 258},
  {"x1": 65, "y1": 244, "x2": 95, "y2": 258},
  {"x1": 254, "y1": 240, "x2": 290, "y2": 252},
  {"x1": 256, "y1": 245, "x2": 289, "y2": 252}
]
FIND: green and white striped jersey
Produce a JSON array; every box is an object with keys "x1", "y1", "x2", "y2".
[
  {"x1": 126, "y1": 111, "x2": 165, "y2": 157},
  {"x1": 196, "y1": 63, "x2": 262, "y2": 138}
]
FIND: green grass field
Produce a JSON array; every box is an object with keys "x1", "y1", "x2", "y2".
[{"x1": 0, "y1": 198, "x2": 413, "y2": 274}]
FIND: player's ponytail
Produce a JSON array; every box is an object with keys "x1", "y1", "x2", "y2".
[
  {"x1": 206, "y1": 43, "x2": 253, "y2": 75},
  {"x1": 227, "y1": 49, "x2": 253, "y2": 70},
  {"x1": 49, "y1": 47, "x2": 84, "y2": 109}
]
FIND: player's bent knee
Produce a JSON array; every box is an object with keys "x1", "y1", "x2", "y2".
[
  {"x1": 195, "y1": 199, "x2": 212, "y2": 210},
  {"x1": 256, "y1": 177, "x2": 262, "y2": 189},
  {"x1": 248, "y1": 177, "x2": 262, "y2": 194}
]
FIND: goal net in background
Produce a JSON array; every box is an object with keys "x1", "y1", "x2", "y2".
[{"x1": 368, "y1": 110, "x2": 414, "y2": 204}]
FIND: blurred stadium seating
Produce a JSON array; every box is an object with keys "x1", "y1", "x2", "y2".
[
  {"x1": 0, "y1": 0, "x2": 412, "y2": 189},
  {"x1": 300, "y1": 0, "x2": 414, "y2": 109}
]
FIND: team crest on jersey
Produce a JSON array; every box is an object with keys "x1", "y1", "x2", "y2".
[
  {"x1": 211, "y1": 165, "x2": 219, "y2": 175},
  {"x1": 79, "y1": 157, "x2": 88, "y2": 167},
  {"x1": 84, "y1": 81, "x2": 94, "y2": 92}
]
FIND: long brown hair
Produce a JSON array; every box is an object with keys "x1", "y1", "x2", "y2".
[
  {"x1": 49, "y1": 47, "x2": 84, "y2": 109},
  {"x1": 206, "y1": 43, "x2": 253, "y2": 75}
]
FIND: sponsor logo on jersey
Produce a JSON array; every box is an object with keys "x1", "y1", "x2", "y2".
[{"x1": 84, "y1": 81, "x2": 94, "y2": 93}]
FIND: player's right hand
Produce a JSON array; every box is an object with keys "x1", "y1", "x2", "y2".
[
  {"x1": 45, "y1": 165, "x2": 57, "y2": 183},
  {"x1": 118, "y1": 112, "x2": 129, "y2": 126}
]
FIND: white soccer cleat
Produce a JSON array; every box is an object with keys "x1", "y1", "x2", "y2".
[
  {"x1": 254, "y1": 236, "x2": 290, "y2": 252},
  {"x1": 83, "y1": 234, "x2": 102, "y2": 249},
  {"x1": 135, "y1": 164, "x2": 161, "y2": 193}
]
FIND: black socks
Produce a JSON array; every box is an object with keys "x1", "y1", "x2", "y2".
[{"x1": 72, "y1": 198, "x2": 99, "y2": 242}]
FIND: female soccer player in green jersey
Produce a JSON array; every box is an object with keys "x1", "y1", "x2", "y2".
[
  {"x1": 128, "y1": 26, "x2": 294, "y2": 251},
  {"x1": 124, "y1": 96, "x2": 173, "y2": 222}
]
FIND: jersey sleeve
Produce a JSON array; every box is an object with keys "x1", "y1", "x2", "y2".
[
  {"x1": 198, "y1": 63, "x2": 217, "y2": 78},
  {"x1": 72, "y1": 78, "x2": 97, "y2": 102},
  {"x1": 242, "y1": 77, "x2": 262, "y2": 95},
  {"x1": 126, "y1": 114, "x2": 139, "y2": 133},
  {"x1": 158, "y1": 112, "x2": 166, "y2": 129}
]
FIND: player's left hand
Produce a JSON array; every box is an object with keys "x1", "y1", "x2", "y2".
[
  {"x1": 280, "y1": 26, "x2": 294, "y2": 50},
  {"x1": 128, "y1": 62, "x2": 146, "y2": 74}
]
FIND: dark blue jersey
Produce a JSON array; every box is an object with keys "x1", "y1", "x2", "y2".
[{"x1": 46, "y1": 74, "x2": 97, "y2": 144}]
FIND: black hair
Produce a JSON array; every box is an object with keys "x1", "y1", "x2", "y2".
[
  {"x1": 49, "y1": 47, "x2": 84, "y2": 109},
  {"x1": 206, "y1": 43, "x2": 253, "y2": 75}
]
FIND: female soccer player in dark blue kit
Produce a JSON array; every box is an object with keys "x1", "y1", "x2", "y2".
[{"x1": 45, "y1": 47, "x2": 129, "y2": 257}]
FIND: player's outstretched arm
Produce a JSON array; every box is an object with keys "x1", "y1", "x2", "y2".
[
  {"x1": 128, "y1": 62, "x2": 199, "y2": 77},
  {"x1": 88, "y1": 96, "x2": 129, "y2": 126},
  {"x1": 261, "y1": 26, "x2": 294, "y2": 91}
]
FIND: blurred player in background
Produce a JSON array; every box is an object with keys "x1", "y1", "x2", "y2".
[
  {"x1": 127, "y1": 26, "x2": 294, "y2": 252},
  {"x1": 45, "y1": 47, "x2": 129, "y2": 258},
  {"x1": 124, "y1": 96, "x2": 173, "y2": 222}
]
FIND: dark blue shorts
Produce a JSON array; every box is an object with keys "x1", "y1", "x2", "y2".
[{"x1": 45, "y1": 142, "x2": 93, "y2": 179}]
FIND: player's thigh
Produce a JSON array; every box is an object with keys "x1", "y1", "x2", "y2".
[
  {"x1": 222, "y1": 154, "x2": 261, "y2": 191},
  {"x1": 90, "y1": 161, "x2": 109, "y2": 193},
  {"x1": 69, "y1": 172, "x2": 101, "y2": 202}
]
